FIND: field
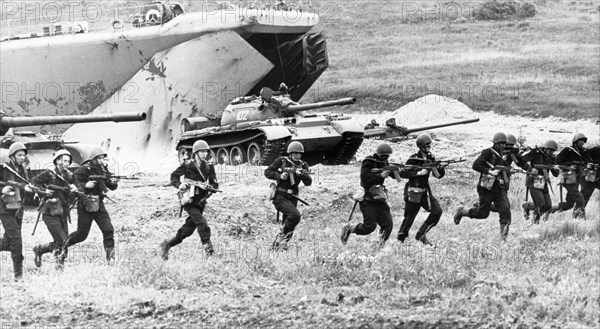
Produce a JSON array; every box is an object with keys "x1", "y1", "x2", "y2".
[{"x1": 1, "y1": 0, "x2": 600, "y2": 328}]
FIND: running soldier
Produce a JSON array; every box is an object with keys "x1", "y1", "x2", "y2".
[
  {"x1": 64, "y1": 146, "x2": 118, "y2": 263},
  {"x1": 397, "y1": 134, "x2": 444, "y2": 246},
  {"x1": 521, "y1": 140, "x2": 560, "y2": 223},
  {"x1": 265, "y1": 141, "x2": 312, "y2": 251},
  {"x1": 32, "y1": 149, "x2": 78, "y2": 268},
  {"x1": 341, "y1": 143, "x2": 397, "y2": 248},
  {"x1": 454, "y1": 132, "x2": 512, "y2": 241},
  {"x1": 0, "y1": 143, "x2": 33, "y2": 280},
  {"x1": 580, "y1": 145, "x2": 599, "y2": 207},
  {"x1": 555, "y1": 133, "x2": 589, "y2": 219},
  {"x1": 160, "y1": 140, "x2": 218, "y2": 260}
]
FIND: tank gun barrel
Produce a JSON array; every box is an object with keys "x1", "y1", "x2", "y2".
[
  {"x1": 403, "y1": 118, "x2": 479, "y2": 134},
  {"x1": 285, "y1": 97, "x2": 356, "y2": 113},
  {"x1": 0, "y1": 112, "x2": 147, "y2": 130}
]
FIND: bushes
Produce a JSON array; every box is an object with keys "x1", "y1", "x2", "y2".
[{"x1": 475, "y1": 0, "x2": 538, "y2": 21}]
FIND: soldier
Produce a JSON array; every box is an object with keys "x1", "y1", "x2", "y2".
[
  {"x1": 521, "y1": 140, "x2": 560, "y2": 223},
  {"x1": 340, "y1": 143, "x2": 396, "y2": 248},
  {"x1": 63, "y1": 146, "x2": 118, "y2": 262},
  {"x1": 160, "y1": 140, "x2": 218, "y2": 260},
  {"x1": 580, "y1": 145, "x2": 599, "y2": 207},
  {"x1": 397, "y1": 134, "x2": 444, "y2": 246},
  {"x1": 554, "y1": 133, "x2": 589, "y2": 219},
  {"x1": 454, "y1": 132, "x2": 512, "y2": 241},
  {"x1": 32, "y1": 149, "x2": 78, "y2": 268},
  {"x1": 0, "y1": 142, "x2": 33, "y2": 281},
  {"x1": 265, "y1": 141, "x2": 312, "y2": 251}
]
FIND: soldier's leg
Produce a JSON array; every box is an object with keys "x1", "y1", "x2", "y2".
[
  {"x1": 557, "y1": 184, "x2": 576, "y2": 211},
  {"x1": 34, "y1": 214, "x2": 62, "y2": 267},
  {"x1": 377, "y1": 202, "x2": 393, "y2": 243},
  {"x1": 94, "y1": 208, "x2": 115, "y2": 249},
  {"x1": 580, "y1": 181, "x2": 597, "y2": 207},
  {"x1": 355, "y1": 201, "x2": 379, "y2": 235},
  {"x1": 495, "y1": 191, "x2": 512, "y2": 241},
  {"x1": 173, "y1": 215, "x2": 197, "y2": 246},
  {"x1": 529, "y1": 189, "x2": 545, "y2": 224},
  {"x1": 65, "y1": 207, "x2": 93, "y2": 247},
  {"x1": 186, "y1": 205, "x2": 211, "y2": 244},
  {"x1": 468, "y1": 188, "x2": 493, "y2": 219},
  {"x1": 398, "y1": 198, "x2": 421, "y2": 242},
  {"x1": 0, "y1": 213, "x2": 24, "y2": 279},
  {"x1": 416, "y1": 196, "x2": 442, "y2": 242},
  {"x1": 273, "y1": 197, "x2": 301, "y2": 239}
]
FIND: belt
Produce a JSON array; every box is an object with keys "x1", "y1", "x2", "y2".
[{"x1": 277, "y1": 187, "x2": 298, "y2": 196}]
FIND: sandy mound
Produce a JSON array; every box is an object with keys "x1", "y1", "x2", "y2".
[{"x1": 390, "y1": 94, "x2": 476, "y2": 126}]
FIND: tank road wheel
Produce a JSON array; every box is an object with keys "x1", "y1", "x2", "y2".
[
  {"x1": 229, "y1": 146, "x2": 246, "y2": 165},
  {"x1": 177, "y1": 147, "x2": 191, "y2": 164},
  {"x1": 216, "y1": 148, "x2": 230, "y2": 165},
  {"x1": 247, "y1": 142, "x2": 264, "y2": 166}
]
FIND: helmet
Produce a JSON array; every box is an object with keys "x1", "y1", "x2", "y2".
[
  {"x1": 492, "y1": 132, "x2": 508, "y2": 144},
  {"x1": 84, "y1": 146, "x2": 107, "y2": 163},
  {"x1": 287, "y1": 141, "x2": 304, "y2": 154},
  {"x1": 53, "y1": 149, "x2": 72, "y2": 165},
  {"x1": 416, "y1": 134, "x2": 432, "y2": 148},
  {"x1": 376, "y1": 143, "x2": 393, "y2": 156},
  {"x1": 543, "y1": 140, "x2": 558, "y2": 151},
  {"x1": 572, "y1": 133, "x2": 587, "y2": 143},
  {"x1": 506, "y1": 134, "x2": 517, "y2": 146},
  {"x1": 8, "y1": 142, "x2": 27, "y2": 157},
  {"x1": 192, "y1": 140, "x2": 210, "y2": 154}
]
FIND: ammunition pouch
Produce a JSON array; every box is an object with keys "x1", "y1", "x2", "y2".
[
  {"x1": 43, "y1": 198, "x2": 64, "y2": 216},
  {"x1": 268, "y1": 183, "x2": 277, "y2": 200},
  {"x1": 369, "y1": 185, "x2": 387, "y2": 201},
  {"x1": 560, "y1": 170, "x2": 577, "y2": 185},
  {"x1": 1, "y1": 191, "x2": 21, "y2": 210},
  {"x1": 584, "y1": 169, "x2": 597, "y2": 182},
  {"x1": 177, "y1": 186, "x2": 194, "y2": 206},
  {"x1": 532, "y1": 175, "x2": 545, "y2": 190},
  {"x1": 407, "y1": 187, "x2": 426, "y2": 204},
  {"x1": 83, "y1": 195, "x2": 100, "y2": 212},
  {"x1": 479, "y1": 174, "x2": 496, "y2": 190}
]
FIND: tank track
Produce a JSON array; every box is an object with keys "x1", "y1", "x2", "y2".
[
  {"x1": 327, "y1": 132, "x2": 364, "y2": 165},
  {"x1": 261, "y1": 137, "x2": 290, "y2": 166}
]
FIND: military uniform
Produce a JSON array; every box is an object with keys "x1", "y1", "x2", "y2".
[
  {"x1": 64, "y1": 161, "x2": 118, "y2": 260},
  {"x1": 555, "y1": 143, "x2": 588, "y2": 218},
  {"x1": 164, "y1": 159, "x2": 218, "y2": 256},
  {"x1": 31, "y1": 165, "x2": 75, "y2": 266},
  {"x1": 0, "y1": 160, "x2": 28, "y2": 279},
  {"x1": 398, "y1": 151, "x2": 444, "y2": 244},
  {"x1": 521, "y1": 148, "x2": 559, "y2": 223},
  {"x1": 580, "y1": 146, "x2": 599, "y2": 207},
  {"x1": 265, "y1": 156, "x2": 312, "y2": 249}
]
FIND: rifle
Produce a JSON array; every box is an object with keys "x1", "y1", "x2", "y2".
[
  {"x1": 182, "y1": 179, "x2": 222, "y2": 194},
  {"x1": 277, "y1": 167, "x2": 314, "y2": 185},
  {"x1": 88, "y1": 174, "x2": 140, "y2": 181},
  {"x1": 568, "y1": 161, "x2": 600, "y2": 171},
  {"x1": 46, "y1": 184, "x2": 91, "y2": 200},
  {"x1": 1, "y1": 180, "x2": 53, "y2": 197},
  {"x1": 371, "y1": 163, "x2": 418, "y2": 182}
]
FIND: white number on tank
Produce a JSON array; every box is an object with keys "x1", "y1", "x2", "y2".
[{"x1": 236, "y1": 110, "x2": 249, "y2": 121}]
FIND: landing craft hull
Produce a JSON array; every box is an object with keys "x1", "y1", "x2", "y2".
[{"x1": 1, "y1": 8, "x2": 326, "y2": 163}]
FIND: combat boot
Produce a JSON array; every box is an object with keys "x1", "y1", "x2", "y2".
[
  {"x1": 573, "y1": 208, "x2": 586, "y2": 220},
  {"x1": 542, "y1": 211, "x2": 551, "y2": 222},
  {"x1": 159, "y1": 239, "x2": 172, "y2": 261},
  {"x1": 203, "y1": 240, "x2": 214, "y2": 256},
  {"x1": 521, "y1": 201, "x2": 534, "y2": 221},
  {"x1": 340, "y1": 224, "x2": 356, "y2": 245},
  {"x1": 33, "y1": 243, "x2": 53, "y2": 268},
  {"x1": 105, "y1": 247, "x2": 115, "y2": 263},
  {"x1": 416, "y1": 234, "x2": 434, "y2": 247},
  {"x1": 397, "y1": 231, "x2": 407, "y2": 243},
  {"x1": 454, "y1": 206, "x2": 469, "y2": 225},
  {"x1": 13, "y1": 260, "x2": 23, "y2": 282},
  {"x1": 500, "y1": 224, "x2": 509, "y2": 242},
  {"x1": 272, "y1": 232, "x2": 285, "y2": 251}
]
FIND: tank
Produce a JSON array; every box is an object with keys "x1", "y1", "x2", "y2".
[
  {"x1": 2, "y1": 1, "x2": 329, "y2": 164},
  {"x1": 363, "y1": 117, "x2": 480, "y2": 141},
  {"x1": 176, "y1": 87, "x2": 362, "y2": 166},
  {"x1": 0, "y1": 112, "x2": 147, "y2": 176}
]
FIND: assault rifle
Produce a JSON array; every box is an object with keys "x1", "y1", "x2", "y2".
[
  {"x1": 494, "y1": 165, "x2": 527, "y2": 175},
  {"x1": 277, "y1": 167, "x2": 314, "y2": 185},
  {"x1": 372, "y1": 159, "x2": 466, "y2": 182},
  {"x1": 182, "y1": 179, "x2": 222, "y2": 194},
  {"x1": 568, "y1": 161, "x2": 600, "y2": 171},
  {"x1": 1, "y1": 180, "x2": 52, "y2": 197},
  {"x1": 88, "y1": 174, "x2": 140, "y2": 181},
  {"x1": 46, "y1": 184, "x2": 90, "y2": 200}
]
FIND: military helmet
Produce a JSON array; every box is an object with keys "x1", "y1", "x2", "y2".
[
  {"x1": 492, "y1": 132, "x2": 508, "y2": 144},
  {"x1": 192, "y1": 140, "x2": 210, "y2": 154},
  {"x1": 84, "y1": 146, "x2": 107, "y2": 163},
  {"x1": 8, "y1": 142, "x2": 27, "y2": 157},
  {"x1": 572, "y1": 133, "x2": 587, "y2": 143},
  {"x1": 376, "y1": 143, "x2": 393, "y2": 156},
  {"x1": 416, "y1": 134, "x2": 433, "y2": 148},
  {"x1": 543, "y1": 140, "x2": 558, "y2": 151},
  {"x1": 287, "y1": 141, "x2": 304, "y2": 154},
  {"x1": 53, "y1": 149, "x2": 72, "y2": 165},
  {"x1": 506, "y1": 134, "x2": 517, "y2": 146}
]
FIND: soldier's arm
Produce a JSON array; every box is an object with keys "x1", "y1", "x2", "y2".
[
  {"x1": 170, "y1": 162, "x2": 187, "y2": 189},
  {"x1": 264, "y1": 158, "x2": 282, "y2": 180},
  {"x1": 300, "y1": 163, "x2": 312, "y2": 186},
  {"x1": 31, "y1": 170, "x2": 51, "y2": 187},
  {"x1": 473, "y1": 149, "x2": 492, "y2": 174},
  {"x1": 74, "y1": 167, "x2": 89, "y2": 192},
  {"x1": 208, "y1": 164, "x2": 219, "y2": 189},
  {"x1": 361, "y1": 158, "x2": 384, "y2": 185},
  {"x1": 555, "y1": 149, "x2": 568, "y2": 165},
  {"x1": 399, "y1": 157, "x2": 419, "y2": 179}
]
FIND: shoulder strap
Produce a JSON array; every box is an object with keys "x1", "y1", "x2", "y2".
[
  {"x1": 193, "y1": 160, "x2": 207, "y2": 182},
  {"x1": 567, "y1": 146, "x2": 583, "y2": 158}
]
